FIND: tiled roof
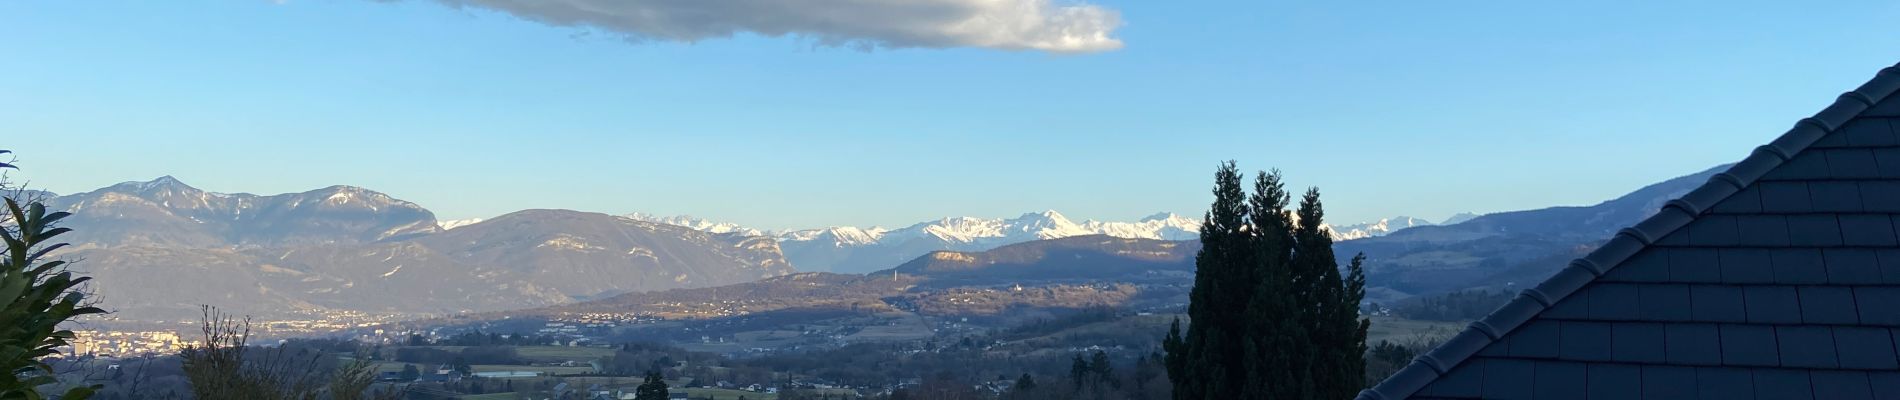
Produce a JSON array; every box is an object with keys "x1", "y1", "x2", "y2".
[{"x1": 1360, "y1": 62, "x2": 1900, "y2": 400}]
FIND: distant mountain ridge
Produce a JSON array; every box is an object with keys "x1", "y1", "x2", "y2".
[
  {"x1": 50, "y1": 176, "x2": 440, "y2": 248},
  {"x1": 44, "y1": 177, "x2": 796, "y2": 322},
  {"x1": 1342, "y1": 164, "x2": 1731, "y2": 301}
]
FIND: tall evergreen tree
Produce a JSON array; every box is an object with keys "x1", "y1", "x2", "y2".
[
  {"x1": 1165, "y1": 164, "x2": 1369, "y2": 400},
  {"x1": 1241, "y1": 170, "x2": 1310, "y2": 399},
  {"x1": 1166, "y1": 161, "x2": 1254, "y2": 400},
  {"x1": 1070, "y1": 354, "x2": 1089, "y2": 391},
  {"x1": 1162, "y1": 317, "x2": 1187, "y2": 395},
  {"x1": 635, "y1": 370, "x2": 669, "y2": 400},
  {"x1": 1014, "y1": 374, "x2": 1036, "y2": 391}
]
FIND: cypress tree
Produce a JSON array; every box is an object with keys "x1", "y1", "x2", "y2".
[
  {"x1": 1071, "y1": 354, "x2": 1089, "y2": 391},
  {"x1": 1242, "y1": 171, "x2": 1309, "y2": 399},
  {"x1": 1169, "y1": 161, "x2": 1254, "y2": 400},
  {"x1": 1166, "y1": 164, "x2": 1370, "y2": 400}
]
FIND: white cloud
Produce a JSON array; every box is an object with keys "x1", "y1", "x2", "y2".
[{"x1": 412, "y1": 0, "x2": 1124, "y2": 53}]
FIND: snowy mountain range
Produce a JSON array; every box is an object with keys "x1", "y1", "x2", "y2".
[
  {"x1": 1327, "y1": 216, "x2": 1438, "y2": 241},
  {"x1": 620, "y1": 210, "x2": 1473, "y2": 273}
]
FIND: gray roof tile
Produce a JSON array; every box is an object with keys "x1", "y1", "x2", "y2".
[
  {"x1": 1738, "y1": 215, "x2": 1794, "y2": 247},
  {"x1": 1588, "y1": 284, "x2": 1642, "y2": 321},
  {"x1": 1558, "y1": 321, "x2": 1612, "y2": 362},
  {"x1": 1532, "y1": 361, "x2": 1585, "y2": 400},
  {"x1": 1745, "y1": 286, "x2": 1804, "y2": 324},
  {"x1": 1543, "y1": 291, "x2": 1589, "y2": 319},
  {"x1": 1612, "y1": 322, "x2": 1666, "y2": 363},
  {"x1": 1788, "y1": 215, "x2": 1847, "y2": 247},
  {"x1": 1691, "y1": 285, "x2": 1747, "y2": 323},
  {"x1": 1765, "y1": 152, "x2": 1831, "y2": 181},
  {"x1": 1714, "y1": 185, "x2": 1766, "y2": 214},
  {"x1": 1857, "y1": 287, "x2": 1900, "y2": 326},
  {"x1": 1834, "y1": 327, "x2": 1899, "y2": 370},
  {"x1": 1869, "y1": 371, "x2": 1900, "y2": 399},
  {"x1": 1876, "y1": 148, "x2": 1900, "y2": 178},
  {"x1": 1642, "y1": 366, "x2": 1697, "y2": 399},
  {"x1": 1585, "y1": 363, "x2": 1641, "y2": 400},
  {"x1": 1760, "y1": 181, "x2": 1816, "y2": 212},
  {"x1": 1779, "y1": 325, "x2": 1842, "y2": 368},
  {"x1": 1670, "y1": 248, "x2": 1723, "y2": 283},
  {"x1": 1755, "y1": 369, "x2": 1816, "y2": 400},
  {"x1": 1656, "y1": 226, "x2": 1696, "y2": 246},
  {"x1": 1813, "y1": 181, "x2": 1868, "y2": 212},
  {"x1": 1880, "y1": 249, "x2": 1900, "y2": 284},
  {"x1": 1722, "y1": 248, "x2": 1778, "y2": 284},
  {"x1": 1819, "y1": 127, "x2": 1855, "y2": 147},
  {"x1": 1507, "y1": 320, "x2": 1560, "y2": 359},
  {"x1": 1641, "y1": 284, "x2": 1693, "y2": 321},
  {"x1": 1697, "y1": 367, "x2": 1757, "y2": 400},
  {"x1": 1860, "y1": 181, "x2": 1900, "y2": 213},
  {"x1": 1688, "y1": 215, "x2": 1743, "y2": 247},
  {"x1": 1477, "y1": 339, "x2": 1510, "y2": 357},
  {"x1": 1831, "y1": 149, "x2": 1886, "y2": 179},
  {"x1": 1772, "y1": 249, "x2": 1829, "y2": 285},
  {"x1": 1814, "y1": 371, "x2": 1876, "y2": 400},
  {"x1": 1722, "y1": 324, "x2": 1782, "y2": 367},
  {"x1": 1826, "y1": 249, "x2": 1885, "y2": 285},
  {"x1": 1666, "y1": 323, "x2": 1723, "y2": 366},
  {"x1": 1421, "y1": 359, "x2": 1484, "y2": 398},
  {"x1": 1604, "y1": 250, "x2": 1668, "y2": 283},
  {"x1": 1800, "y1": 286, "x2": 1862, "y2": 324},
  {"x1": 1842, "y1": 214, "x2": 1900, "y2": 246},
  {"x1": 1843, "y1": 118, "x2": 1900, "y2": 146},
  {"x1": 1482, "y1": 358, "x2": 1535, "y2": 399}
]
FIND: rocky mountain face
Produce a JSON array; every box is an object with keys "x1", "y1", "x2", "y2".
[
  {"x1": 44, "y1": 178, "x2": 796, "y2": 322},
  {"x1": 48, "y1": 176, "x2": 440, "y2": 248}
]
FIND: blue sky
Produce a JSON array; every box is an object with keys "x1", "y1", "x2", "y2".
[{"x1": 3, "y1": 1, "x2": 1899, "y2": 230}]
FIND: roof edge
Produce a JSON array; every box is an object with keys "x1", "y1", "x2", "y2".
[{"x1": 1358, "y1": 60, "x2": 1900, "y2": 400}]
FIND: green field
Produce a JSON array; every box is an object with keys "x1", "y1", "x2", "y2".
[
  {"x1": 515, "y1": 345, "x2": 617, "y2": 361},
  {"x1": 1366, "y1": 315, "x2": 1463, "y2": 345},
  {"x1": 678, "y1": 388, "x2": 777, "y2": 400},
  {"x1": 472, "y1": 364, "x2": 594, "y2": 375}
]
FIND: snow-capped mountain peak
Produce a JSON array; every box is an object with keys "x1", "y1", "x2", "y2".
[
  {"x1": 440, "y1": 218, "x2": 485, "y2": 230},
  {"x1": 623, "y1": 213, "x2": 766, "y2": 236},
  {"x1": 1327, "y1": 216, "x2": 1435, "y2": 241}
]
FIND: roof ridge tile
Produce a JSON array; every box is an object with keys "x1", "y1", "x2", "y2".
[{"x1": 1568, "y1": 258, "x2": 1609, "y2": 277}]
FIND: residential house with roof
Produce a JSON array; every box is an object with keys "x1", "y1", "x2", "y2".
[{"x1": 1360, "y1": 62, "x2": 1900, "y2": 399}]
